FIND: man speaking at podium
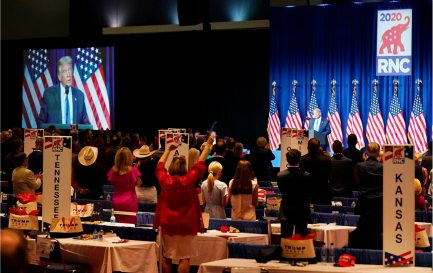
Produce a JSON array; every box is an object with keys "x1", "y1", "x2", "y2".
[
  {"x1": 308, "y1": 108, "x2": 331, "y2": 151},
  {"x1": 38, "y1": 56, "x2": 89, "y2": 129}
]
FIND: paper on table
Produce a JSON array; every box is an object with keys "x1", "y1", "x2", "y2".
[{"x1": 104, "y1": 236, "x2": 122, "y2": 243}]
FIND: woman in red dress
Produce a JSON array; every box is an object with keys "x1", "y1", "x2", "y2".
[{"x1": 154, "y1": 136, "x2": 213, "y2": 273}]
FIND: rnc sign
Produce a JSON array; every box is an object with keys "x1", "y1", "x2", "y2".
[{"x1": 376, "y1": 9, "x2": 412, "y2": 76}]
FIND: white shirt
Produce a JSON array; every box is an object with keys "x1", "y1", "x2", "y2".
[
  {"x1": 314, "y1": 117, "x2": 321, "y2": 131},
  {"x1": 60, "y1": 84, "x2": 74, "y2": 124}
]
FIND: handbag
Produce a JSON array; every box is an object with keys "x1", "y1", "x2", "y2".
[
  {"x1": 280, "y1": 233, "x2": 316, "y2": 263},
  {"x1": 415, "y1": 224, "x2": 430, "y2": 249},
  {"x1": 70, "y1": 202, "x2": 94, "y2": 218},
  {"x1": 8, "y1": 213, "x2": 39, "y2": 230},
  {"x1": 50, "y1": 216, "x2": 83, "y2": 238}
]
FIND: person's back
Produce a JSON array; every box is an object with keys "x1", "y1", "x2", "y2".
[
  {"x1": 329, "y1": 140, "x2": 353, "y2": 197},
  {"x1": 349, "y1": 142, "x2": 382, "y2": 250},
  {"x1": 277, "y1": 149, "x2": 312, "y2": 237},
  {"x1": 248, "y1": 137, "x2": 275, "y2": 182},
  {"x1": 1, "y1": 229, "x2": 29, "y2": 273},
  {"x1": 27, "y1": 137, "x2": 43, "y2": 175},
  {"x1": 343, "y1": 134, "x2": 364, "y2": 189},
  {"x1": 201, "y1": 161, "x2": 228, "y2": 219},
  {"x1": 228, "y1": 160, "x2": 258, "y2": 220},
  {"x1": 12, "y1": 152, "x2": 42, "y2": 195},
  {"x1": 300, "y1": 138, "x2": 331, "y2": 205}
]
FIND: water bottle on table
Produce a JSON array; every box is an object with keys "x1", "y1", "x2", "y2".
[{"x1": 110, "y1": 209, "x2": 116, "y2": 224}]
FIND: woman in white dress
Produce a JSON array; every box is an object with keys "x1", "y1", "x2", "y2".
[{"x1": 201, "y1": 161, "x2": 228, "y2": 219}]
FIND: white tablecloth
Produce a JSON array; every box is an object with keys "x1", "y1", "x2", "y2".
[
  {"x1": 198, "y1": 258, "x2": 432, "y2": 273},
  {"x1": 187, "y1": 230, "x2": 269, "y2": 265},
  {"x1": 271, "y1": 223, "x2": 356, "y2": 248},
  {"x1": 58, "y1": 238, "x2": 158, "y2": 273}
]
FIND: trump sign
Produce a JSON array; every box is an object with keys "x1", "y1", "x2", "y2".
[{"x1": 376, "y1": 9, "x2": 412, "y2": 76}]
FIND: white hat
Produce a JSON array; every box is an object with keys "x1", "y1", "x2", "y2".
[
  {"x1": 133, "y1": 145, "x2": 155, "y2": 158},
  {"x1": 78, "y1": 146, "x2": 98, "y2": 166}
]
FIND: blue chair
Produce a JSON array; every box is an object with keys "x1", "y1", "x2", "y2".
[
  {"x1": 415, "y1": 210, "x2": 432, "y2": 222},
  {"x1": 102, "y1": 185, "x2": 114, "y2": 193},
  {"x1": 209, "y1": 219, "x2": 268, "y2": 234}
]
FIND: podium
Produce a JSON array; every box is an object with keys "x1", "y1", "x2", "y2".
[{"x1": 39, "y1": 123, "x2": 94, "y2": 130}]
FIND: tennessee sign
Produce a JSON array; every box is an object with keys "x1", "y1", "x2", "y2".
[{"x1": 376, "y1": 9, "x2": 412, "y2": 76}]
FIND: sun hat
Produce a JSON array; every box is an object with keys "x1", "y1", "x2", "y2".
[
  {"x1": 78, "y1": 146, "x2": 98, "y2": 166},
  {"x1": 133, "y1": 145, "x2": 155, "y2": 158},
  {"x1": 334, "y1": 254, "x2": 356, "y2": 267}
]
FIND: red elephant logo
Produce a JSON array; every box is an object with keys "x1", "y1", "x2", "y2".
[{"x1": 379, "y1": 16, "x2": 410, "y2": 55}]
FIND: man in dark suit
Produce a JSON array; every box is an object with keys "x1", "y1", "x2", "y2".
[
  {"x1": 330, "y1": 140, "x2": 353, "y2": 197},
  {"x1": 300, "y1": 138, "x2": 331, "y2": 205},
  {"x1": 277, "y1": 149, "x2": 312, "y2": 237},
  {"x1": 308, "y1": 108, "x2": 331, "y2": 151},
  {"x1": 38, "y1": 56, "x2": 89, "y2": 128},
  {"x1": 349, "y1": 142, "x2": 383, "y2": 250}
]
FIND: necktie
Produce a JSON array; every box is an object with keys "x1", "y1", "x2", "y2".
[
  {"x1": 314, "y1": 119, "x2": 319, "y2": 131},
  {"x1": 65, "y1": 86, "x2": 70, "y2": 124}
]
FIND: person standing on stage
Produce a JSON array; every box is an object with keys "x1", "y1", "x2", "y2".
[{"x1": 308, "y1": 108, "x2": 331, "y2": 151}]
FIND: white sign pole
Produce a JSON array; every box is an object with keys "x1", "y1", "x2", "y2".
[
  {"x1": 280, "y1": 128, "x2": 291, "y2": 171},
  {"x1": 23, "y1": 129, "x2": 44, "y2": 156},
  {"x1": 42, "y1": 136, "x2": 72, "y2": 224},
  {"x1": 383, "y1": 145, "x2": 414, "y2": 266}
]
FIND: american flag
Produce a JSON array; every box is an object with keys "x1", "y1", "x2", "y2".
[
  {"x1": 346, "y1": 83, "x2": 365, "y2": 149},
  {"x1": 384, "y1": 251, "x2": 413, "y2": 266},
  {"x1": 327, "y1": 81, "x2": 343, "y2": 149},
  {"x1": 73, "y1": 47, "x2": 111, "y2": 129},
  {"x1": 304, "y1": 80, "x2": 319, "y2": 130},
  {"x1": 22, "y1": 49, "x2": 54, "y2": 128},
  {"x1": 408, "y1": 82, "x2": 427, "y2": 154},
  {"x1": 268, "y1": 81, "x2": 281, "y2": 150},
  {"x1": 386, "y1": 82, "x2": 406, "y2": 145},
  {"x1": 285, "y1": 82, "x2": 302, "y2": 129},
  {"x1": 366, "y1": 82, "x2": 386, "y2": 146}
]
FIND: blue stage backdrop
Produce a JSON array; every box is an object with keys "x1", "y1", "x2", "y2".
[{"x1": 269, "y1": 1, "x2": 431, "y2": 150}]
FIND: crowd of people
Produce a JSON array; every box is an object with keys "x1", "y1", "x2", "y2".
[{"x1": 1, "y1": 126, "x2": 432, "y2": 272}]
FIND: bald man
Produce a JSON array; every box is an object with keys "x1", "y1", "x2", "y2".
[{"x1": 1, "y1": 229, "x2": 29, "y2": 273}]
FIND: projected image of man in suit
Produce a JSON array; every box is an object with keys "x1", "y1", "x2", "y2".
[
  {"x1": 38, "y1": 56, "x2": 89, "y2": 128},
  {"x1": 308, "y1": 108, "x2": 331, "y2": 151}
]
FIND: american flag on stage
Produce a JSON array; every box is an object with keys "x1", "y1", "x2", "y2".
[
  {"x1": 327, "y1": 81, "x2": 343, "y2": 148},
  {"x1": 304, "y1": 80, "x2": 319, "y2": 130},
  {"x1": 268, "y1": 81, "x2": 281, "y2": 150},
  {"x1": 408, "y1": 81, "x2": 427, "y2": 154},
  {"x1": 346, "y1": 82, "x2": 365, "y2": 149},
  {"x1": 366, "y1": 82, "x2": 386, "y2": 146},
  {"x1": 384, "y1": 251, "x2": 413, "y2": 266},
  {"x1": 73, "y1": 47, "x2": 111, "y2": 130},
  {"x1": 285, "y1": 81, "x2": 302, "y2": 129},
  {"x1": 386, "y1": 82, "x2": 406, "y2": 145},
  {"x1": 22, "y1": 49, "x2": 54, "y2": 129}
]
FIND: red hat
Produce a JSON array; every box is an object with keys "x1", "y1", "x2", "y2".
[{"x1": 334, "y1": 254, "x2": 356, "y2": 267}]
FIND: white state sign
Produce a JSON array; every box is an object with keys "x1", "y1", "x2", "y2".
[
  {"x1": 164, "y1": 133, "x2": 189, "y2": 170},
  {"x1": 280, "y1": 128, "x2": 308, "y2": 172},
  {"x1": 42, "y1": 136, "x2": 72, "y2": 224},
  {"x1": 383, "y1": 145, "x2": 414, "y2": 266},
  {"x1": 24, "y1": 129, "x2": 44, "y2": 157}
]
